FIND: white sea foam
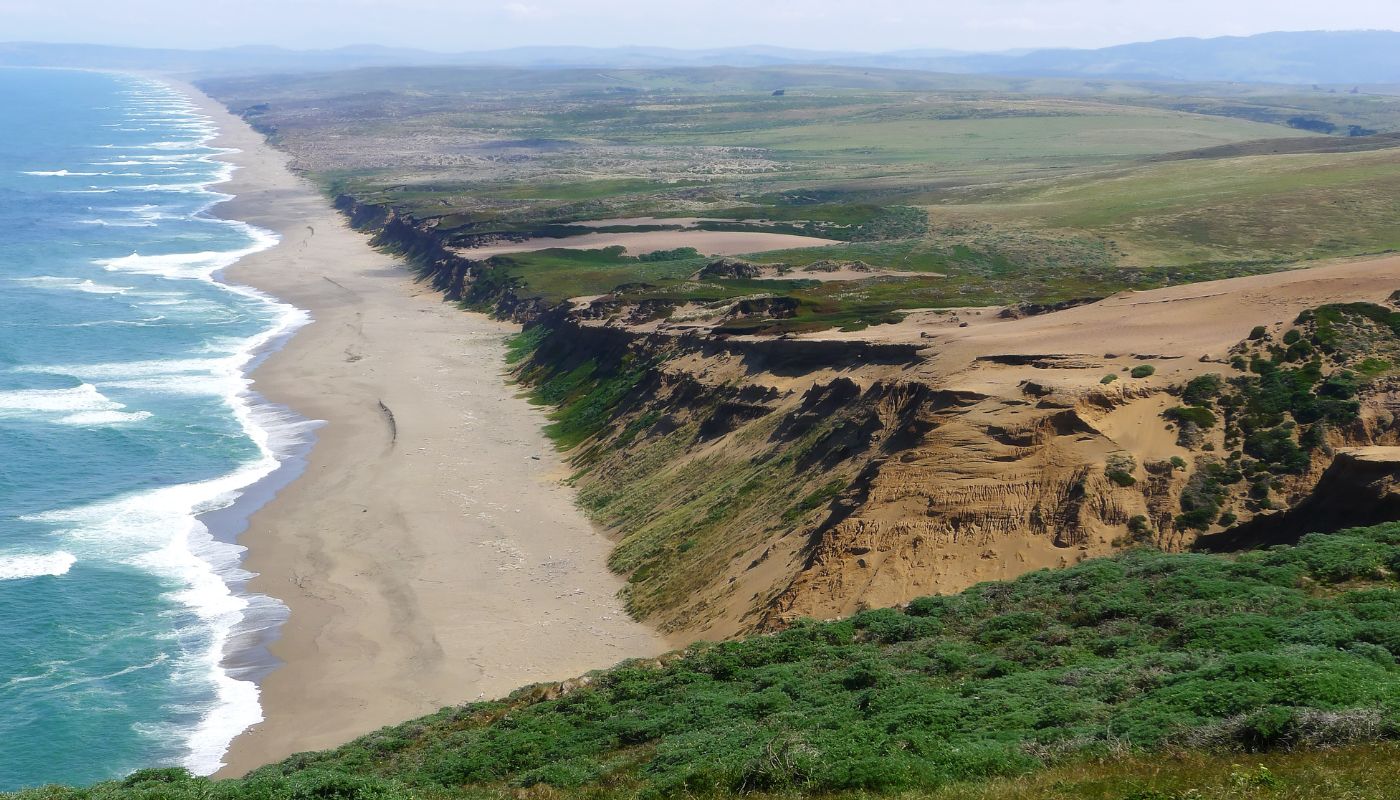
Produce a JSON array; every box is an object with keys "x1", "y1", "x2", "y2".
[
  {"x1": 11, "y1": 276, "x2": 133, "y2": 294},
  {"x1": 62, "y1": 317, "x2": 167, "y2": 329},
  {"x1": 99, "y1": 250, "x2": 244, "y2": 280},
  {"x1": 0, "y1": 551, "x2": 77, "y2": 581},
  {"x1": 130, "y1": 141, "x2": 206, "y2": 151},
  {"x1": 97, "y1": 226, "x2": 278, "y2": 281},
  {"x1": 21, "y1": 296, "x2": 314, "y2": 772},
  {"x1": 78, "y1": 218, "x2": 158, "y2": 228},
  {"x1": 125, "y1": 182, "x2": 215, "y2": 193},
  {"x1": 93, "y1": 156, "x2": 202, "y2": 164},
  {"x1": 112, "y1": 204, "x2": 169, "y2": 224},
  {"x1": 20, "y1": 74, "x2": 315, "y2": 775},
  {"x1": 21, "y1": 357, "x2": 225, "y2": 378},
  {"x1": 23, "y1": 169, "x2": 102, "y2": 177},
  {"x1": 0, "y1": 383, "x2": 154, "y2": 426},
  {"x1": 58, "y1": 409, "x2": 154, "y2": 425},
  {"x1": 0, "y1": 383, "x2": 122, "y2": 414}
]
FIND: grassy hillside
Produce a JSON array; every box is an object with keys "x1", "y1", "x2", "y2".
[
  {"x1": 924, "y1": 145, "x2": 1400, "y2": 267},
  {"x1": 18, "y1": 523, "x2": 1400, "y2": 799}
]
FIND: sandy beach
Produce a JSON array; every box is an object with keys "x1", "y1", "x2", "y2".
[{"x1": 179, "y1": 85, "x2": 669, "y2": 776}]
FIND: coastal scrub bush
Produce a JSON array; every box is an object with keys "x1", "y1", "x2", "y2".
[
  {"x1": 637, "y1": 247, "x2": 702, "y2": 262},
  {"x1": 1200, "y1": 308, "x2": 1382, "y2": 474},
  {"x1": 1182, "y1": 373, "x2": 1223, "y2": 406},
  {"x1": 1127, "y1": 515, "x2": 1152, "y2": 539},
  {"x1": 1105, "y1": 452, "x2": 1137, "y2": 487},
  {"x1": 1166, "y1": 406, "x2": 1217, "y2": 429},
  {"x1": 1131, "y1": 364, "x2": 1156, "y2": 379}
]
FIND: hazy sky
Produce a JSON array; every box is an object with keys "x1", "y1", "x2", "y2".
[{"x1": 7, "y1": 0, "x2": 1400, "y2": 52}]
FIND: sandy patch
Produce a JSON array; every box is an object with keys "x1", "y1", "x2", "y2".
[
  {"x1": 1089, "y1": 394, "x2": 1194, "y2": 465},
  {"x1": 456, "y1": 229, "x2": 838, "y2": 259}
]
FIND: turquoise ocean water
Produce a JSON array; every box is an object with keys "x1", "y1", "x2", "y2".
[{"x1": 0, "y1": 68, "x2": 309, "y2": 789}]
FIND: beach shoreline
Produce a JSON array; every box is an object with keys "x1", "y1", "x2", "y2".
[{"x1": 178, "y1": 83, "x2": 668, "y2": 777}]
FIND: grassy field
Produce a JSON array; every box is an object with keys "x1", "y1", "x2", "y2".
[
  {"x1": 200, "y1": 65, "x2": 1400, "y2": 332},
  {"x1": 16, "y1": 523, "x2": 1400, "y2": 799},
  {"x1": 679, "y1": 108, "x2": 1307, "y2": 167},
  {"x1": 940, "y1": 146, "x2": 1400, "y2": 267}
]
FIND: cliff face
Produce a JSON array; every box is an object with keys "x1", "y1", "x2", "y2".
[
  {"x1": 506, "y1": 317, "x2": 1222, "y2": 637},
  {"x1": 337, "y1": 195, "x2": 551, "y2": 320},
  {"x1": 345, "y1": 199, "x2": 1400, "y2": 639}
]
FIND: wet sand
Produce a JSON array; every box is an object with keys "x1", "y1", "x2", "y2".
[{"x1": 177, "y1": 84, "x2": 668, "y2": 777}]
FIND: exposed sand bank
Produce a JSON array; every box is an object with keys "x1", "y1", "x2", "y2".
[
  {"x1": 456, "y1": 228, "x2": 837, "y2": 259},
  {"x1": 789, "y1": 255, "x2": 1400, "y2": 377},
  {"x1": 179, "y1": 85, "x2": 668, "y2": 776}
]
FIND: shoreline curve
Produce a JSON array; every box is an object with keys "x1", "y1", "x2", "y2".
[{"x1": 173, "y1": 82, "x2": 669, "y2": 777}]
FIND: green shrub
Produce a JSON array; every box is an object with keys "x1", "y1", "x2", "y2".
[
  {"x1": 1357, "y1": 357, "x2": 1392, "y2": 377},
  {"x1": 1176, "y1": 508, "x2": 1217, "y2": 530},
  {"x1": 1182, "y1": 374, "x2": 1224, "y2": 405},
  {"x1": 1106, "y1": 452, "x2": 1137, "y2": 487},
  {"x1": 1131, "y1": 364, "x2": 1157, "y2": 379},
  {"x1": 637, "y1": 247, "x2": 702, "y2": 262},
  {"x1": 1101, "y1": 373, "x2": 1119, "y2": 384},
  {"x1": 1245, "y1": 427, "x2": 1309, "y2": 474},
  {"x1": 1108, "y1": 470, "x2": 1137, "y2": 487},
  {"x1": 1239, "y1": 706, "x2": 1299, "y2": 750},
  {"x1": 1166, "y1": 406, "x2": 1217, "y2": 428}
]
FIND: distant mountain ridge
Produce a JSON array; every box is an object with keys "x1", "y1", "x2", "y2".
[
  {"x1": 5, "y1": 30, "x2": 1400, "y2": 84},
  {"x1": 945, "y1": 30, "x2": 1400, "y2": 84}
]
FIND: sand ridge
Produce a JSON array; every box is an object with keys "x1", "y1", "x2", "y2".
[{"x1": 176, "y1": 85, "x2": 668, "y2": 777}]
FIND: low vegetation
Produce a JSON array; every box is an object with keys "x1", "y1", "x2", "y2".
[
  {"x1": 16, "y1": 524, "x2": 1400, "y2": 799},
  {"x1": 166, "y1": 65, "x2": 1400, "y2": 800}
]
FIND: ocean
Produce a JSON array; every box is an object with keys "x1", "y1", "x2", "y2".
[{"x1": 0, "y1": 68, "x2": 309, "y2": 788}]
